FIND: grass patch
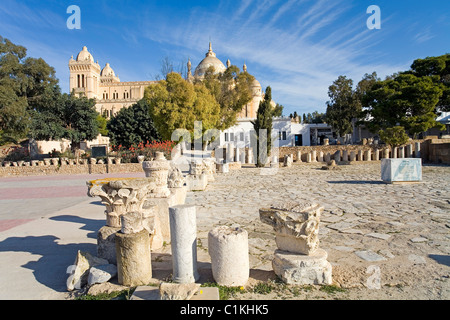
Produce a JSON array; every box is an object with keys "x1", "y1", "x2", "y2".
[
  {"x1": 251, "y1": 282, "x2": 275, "y2": 295},
  {"x1": 319, "y1": 285, "x2": 347, "y2": 295},
  {"x1": 76, "y1": 288, "x2": 134, "y2": 300},
  {"x1": 201, "y1": 282, "x2": 245, "y2": 300}
]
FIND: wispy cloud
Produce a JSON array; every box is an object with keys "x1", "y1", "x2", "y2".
[{"x1": 134, "y1": 1, "x2": 404, "y2": 113}]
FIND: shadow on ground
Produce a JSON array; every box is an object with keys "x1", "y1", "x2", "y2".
[{"x1": 0, "y1": 216, "x2": 104, "y2": 293}]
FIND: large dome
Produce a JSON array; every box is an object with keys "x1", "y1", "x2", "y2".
[
  {"x1": 101, "y1": 63, "x2": 115, "y2": 77},
  {"x1": 76, "y1": 46, "x2": 94, "y2": 62},
  {"x1": 194, "y1": 43, "x2": 227, "y2": 79}
]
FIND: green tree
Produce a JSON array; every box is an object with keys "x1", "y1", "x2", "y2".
[
  {"x1": 96, "y1": 114, "x2": 109, "y2": 136},
  {"x1": 107, "y1": 99, "x2": 160, "y2": 148},
  {"x1": 362, "y1": 73, "x2": 444, "y2": 138},
  {"x1": 379, "y1": 126, "x2": 410, "y2": 149},
  {"x1": 202, "y1": 65, "x2": 254, "y2": 130},
  {"x1": 272, "y1": 103, "x2": 284, "y2": 117},
  {"x1": 410, "y1": 54, "x2": 450, "y2": 112},
  {"x1": 0, "y1": 36, "x2": 59, "y2": 144},
  {"x1": 144, "y1": 72, "x2": 220, "y2": 141},
  {"x1": 29, "y1": 93, "x2": 99, "y2": 151},
  {"x1": 252, "y1": 86, "x2": 273, "y2": 167},
  {"x1": 325, "y1": 75, "x2": 357, "y2": 137}
]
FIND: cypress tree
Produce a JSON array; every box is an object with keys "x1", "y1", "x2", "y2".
[{"x1": 252, "y1": 86, "x2": 273, "y2": 167}]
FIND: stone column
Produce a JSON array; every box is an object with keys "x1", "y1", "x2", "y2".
[
  {"x1": 306, "y1": 152, "x2": 312, "y2": 163},
  {"x1": 208, "y1": 226, "x2": 249, "y2": 287},
  {"x1": 364, "y1": 149, "x2": 372, "y2": 161},
  {"x1": 357, "y1": 150, "x2": 363, "y2": 161},
  {"x1": 334, "y1": 150, "x2": 341, "y2": 162},
  {"x1": 296, "y1": 150, "x2": 302, "y2": 163},
  {"x1": 392, "y1": 147, "x2": 398, "y2": 159},
  {"x1": 324, "y1": 153, "x2": 331, "y2": 163},
  {"x1": 373, "y1": 149, "x2": 380, "y2": 161},
  {"x1": 142, "y1": 152, "x2": 171, "y2": 197},
  {"x1": 169, "y1": 205, "x2": 199, "y2": 283},
  {"x1": 406, "y1": 144, "x2": 413, "y2": 158},
  {"x1": 116, "y1": 229, "x2": 152, "y2": 287},
  {"x1": 349, "y1": 151, "x2": 356, "y2": 162},
  {"x1": 342, "y1": 150, "x2": 349, "y2": 162},
  {"x1": 311, "y1": 150, "x2": 317, "y2": 162},
  {"x1": 318, "y1": 151, "x2": 324, "y2": 162},
  {"x1": 414, "y1": 142, "x2": 421, "y2": 158},
  {"x1": 382, "y1": 148, "x2": 390, "y2": 159},
  {"x1": 284, "y1": 155, "x2": 293, "y2": 167},
  {"x1": 398, "y1": 146, "x2": 405, "y2": 159}
]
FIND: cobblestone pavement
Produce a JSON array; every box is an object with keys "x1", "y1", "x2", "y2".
[{"x1": 185, "y1": 162, "x2": 450, "y2": 300}]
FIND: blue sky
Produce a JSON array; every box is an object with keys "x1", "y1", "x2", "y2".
[{"x1": 1, "y1": 0, "x2": 449, "y2": 117}]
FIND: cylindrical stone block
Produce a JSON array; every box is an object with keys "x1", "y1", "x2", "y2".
[
  {"x1": 318, "y1": 151, "x2": 324, "y2": 162},
  {"x1": 349, "y1": 151, "x2": 356, "y2": 162},
  {"x1": 311, "y1": 151, "x2": 317, "y2": 162},
  {"x1": 169, "y1": 205, "x2": 199, "y2": 283},
  {"x1": 398, "y1": 147, "x2": 405, "y2": 158},
  {"x1": 364, "y1": 150, "x2": 372, "y2": 161},
  {"x1": 358, "y1": 150, "x2": 364, "y2": 161},
  {"x1": 382, "y1": 148, "x2": 390, "y2": 159},
  {"x1": 116, "y1": 230, "x2": 152, "y2": 287},
  {"x1": 334, "y1": 150, "x2": 341, "y2": 162},
  {"x1": 406, "y1": 144, "x2": 413, "y2": 158},
  {"x1": 342, "y1": 150, "x2": 348, "y2": 162},
  {"x1": 392, "y1": 147, "x2": 398, "y2": 158},
  {"x1": 208, "y1": 226, "x2": 249, "y2": 287},
  {"x1": 415, "y1": 142, "x2": 421, "y2": 158},
  {"x1": 374, "y1": 149, "x2": 380, "y2": 161},
  {"x1": 296, "y1": 151, "x2": 302, "y2": 162}
]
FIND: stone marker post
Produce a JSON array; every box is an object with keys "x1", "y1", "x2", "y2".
[
  {"x1": 296, "y1": 150, "x2": 302, "y2": 162},
  {"x1": 415, "y1": 142, "x2": 421, "y2": 158},
  {"x1": 169, "y1": 205, "x2": 199, "y2": 283},
  {"x1": 208, "y1": 226, "x2": 249, "y2": 287}
]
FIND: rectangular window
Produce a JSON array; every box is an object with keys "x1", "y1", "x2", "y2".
[
  {"x1": 240, "y1": 132, "x2": 244, "y2": 141},
  {"x1": 282, "y1": 131, "x2": 287, "y2": 140},
  {"x1": 230, "y1": 133, "x2": 235, "y2": 142},
  {"x1": 278, "y1": 132, "x2": 282, "y2": 140},
  {"x1": 224, "y1": 133, "x2": 229, "y2": 142}
]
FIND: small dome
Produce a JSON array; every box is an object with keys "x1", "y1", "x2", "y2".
[
  {"x1": 252, "y1": 79, "x2": 261, "y2": 88},
  {"x1": 76, "y1": 46, "x2": 94, "y2": 62},
  {"x1": 101, "y1": 63, "x2": 115, "y2": 77},
  {"x1": 194, "y1": 43, "x2": 227, "y2": 79}
]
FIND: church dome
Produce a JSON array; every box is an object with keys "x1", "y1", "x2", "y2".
[
  {"x1": 101, "y1": 63, "x2": 115, "y2": 77},
  {"x1": 194, "y1": 43, "x2": 227, "y2": 79},
  {"x1": 76, "y1": 46, "x2": 94, "y2": 62}
]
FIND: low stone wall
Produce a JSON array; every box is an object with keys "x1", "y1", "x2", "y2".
[
  {"x1": 426, "y1": 139, "x2": 450, "y2": 164},
  {"x1": 0, "y1": 162, "x2": 143, "y2": 178}
]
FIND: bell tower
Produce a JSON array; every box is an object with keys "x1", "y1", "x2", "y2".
[{"x1": 69, "y1": 46, "x2": 101, "y2": 99}]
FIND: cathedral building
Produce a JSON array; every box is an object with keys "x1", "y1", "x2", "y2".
[{"x1": 69, "y1": 43, "x2": 267, "y2": 120}]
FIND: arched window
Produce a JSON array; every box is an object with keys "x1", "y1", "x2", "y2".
[
  {"x1": 77, "y1": 75, "x2": 81, "y2": 88},
  {"x1": 81, "y1": 74, "x2": 85, "y2": 88}
]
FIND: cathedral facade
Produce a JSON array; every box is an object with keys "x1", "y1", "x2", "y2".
[{"x1": 69, "y1": 44, "x2": 266, "y2": 119}]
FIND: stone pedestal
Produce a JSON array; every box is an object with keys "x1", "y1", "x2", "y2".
[
  {"x1": 306, "y1": 153, "x2": 312, "y2": 163},
  {"x1": 186, "y1": 174, "x2": 208, "y2": 191},
  {"x1": 272, "y1": 249, "x2": 332, "y2": 285},
  {"x1": 296, "y1": 151, "x2": 302, "y2": 163},
  {"x1": 142, "y1": 186, "x2": 187, "y2": 249},
  {"x1": 216, "y1": 162, "x2": 229, "y2": 173},
  {"x1": 116, "y1": 230, "x2": 152, "y2": 287},
  {"x1": 382, "y1": 148, "x2": 390, "y2": 159},
  {"x1": 260, "y1": 202, "x2": 332, "y2": 286},
  {"x1": 208, "y1": 226, "x2": 249, "y2": 287},
  {"x1": 398, "y1": 147, "x2": 405, "y2": 159},
  {"x1": 324, "y1": 153, "x2": 331, "y2": 163},
  {"x1": 392, "y1": 147, "x2": 398, "y2": 159},
  {"x1": 374, "y1": 149, "x2": 380, "y2": 161},
  {"x1": 318, "y1": 151, "x2": 324, "y2": 162},
  {"x1": 349, "y1": 151, "x2": 356, "y2": 162},
  {"x1": 311, "y1": 151, "x2": 317, "y2": 162},
  {"x1": 142, "y1": 152, "x2": 171, "y2": 197},
  {"x1": 169, "y1": 205, "x2": 199, "y2": 283}
]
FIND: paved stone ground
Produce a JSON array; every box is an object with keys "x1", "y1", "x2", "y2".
[{"x1": 183, "y1": 161, "x2": 450, "y2": 300}]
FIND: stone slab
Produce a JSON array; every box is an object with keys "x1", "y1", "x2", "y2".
[
  {"x1": 130, "y1": 286, "x2": 220, "y2": 300},
  {"x1": 354, "y1": 250, "x2": 387, "y2": 262},
  {"x1": 381, "y1": 158, "x2": 422, "y2": 183}
]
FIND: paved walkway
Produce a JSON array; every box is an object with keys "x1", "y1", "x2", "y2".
[
  {"x1": 0, "y1": 173, "x2": 144, "y2": 300},
  {"x1": 0, "y1": 162, "x2": 449, "y2": 300}
]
